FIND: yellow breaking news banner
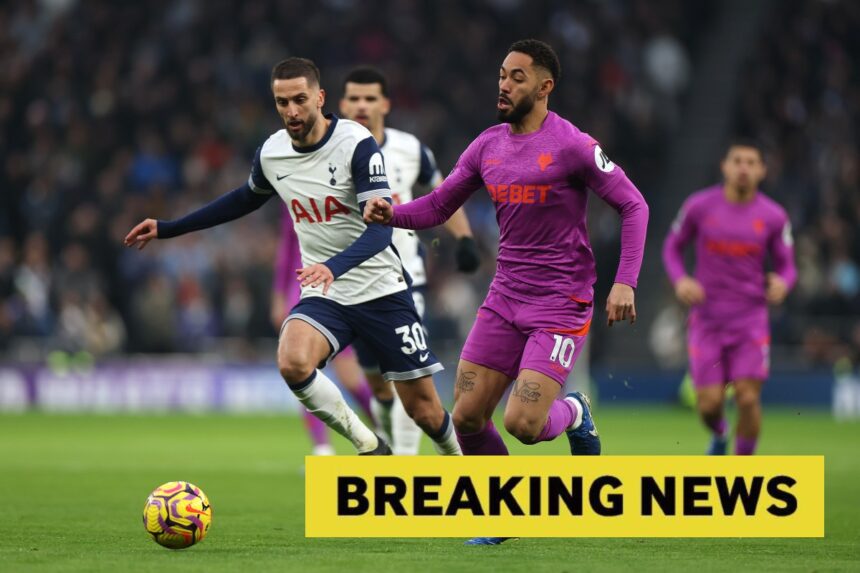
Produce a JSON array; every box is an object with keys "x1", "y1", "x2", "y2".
[{"x1": 305, "y1": 456, "x2": 823, "y2": 538}]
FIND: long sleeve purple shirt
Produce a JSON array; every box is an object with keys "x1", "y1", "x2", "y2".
[
  {"x1": 390, "y1": 111, "x2": 649, "y2": 305},
  {"x1": 662, "y1": 184, "x2": 797, "y2": 319}
]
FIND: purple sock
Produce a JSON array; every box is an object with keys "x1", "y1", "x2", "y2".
[
  {"x1": 456, "y1": 419, "x2": 509, "y2": 455},
  {"x1": 735, "y1": 435, "x2": 757, "y2": 455},
  {"x1": 707, "y1": 417, "x2": 727, "y2": 438},
  {"x1": 303, "y1": 408, "x2": 330, "y2": 447},
  {"x1": 348, "y1": 381, "x2": 375, "y2": 421},
  {"x1": 535, "y1": 399, "x2": 577, "y2": 443}
]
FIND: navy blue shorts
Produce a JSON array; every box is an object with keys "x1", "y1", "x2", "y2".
[
  {"x1": 353, "y1": 286, "x2": 427, "y2": 373},
  {"x1": 286, "y1": 287, "x2": 442, "y2": 382}
]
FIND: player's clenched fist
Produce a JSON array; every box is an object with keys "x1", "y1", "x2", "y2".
[
  {"x1": 674, "y1": 275, "x2": 705, "y2": 306},
  {"x1": 296, "y1": 263, "x2": 335, "y2": 295},
  {"x1": 765, "y1": 272, "x2": 788, "y2": 305},
  {"x1": 605, "y1": 282, "x2": 636, "y2": 327},
  {"x1": 124, "y1": 218, "x2": 159, "y2": 250},
  {"x1": 363, "y1": 197, "x2": 393, "y2": 224}
]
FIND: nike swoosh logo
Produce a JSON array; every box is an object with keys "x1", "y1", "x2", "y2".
[
  {"x1": 184, "y1": 504, "x2": 210, "y2": 516},
  {"x1": 588, "y1": 429, "x2": 599, "y2": 437},
  {"x1": 276, "y1": 173, "x2": 290, "y2": 180},
  {"x1": 419, "y1": 352, "x2": 429, "y2": 362}
]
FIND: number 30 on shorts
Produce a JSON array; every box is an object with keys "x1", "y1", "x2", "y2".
[
  {"x1": 395, "y1": 322, "x2": 428, "y2": 355},
  {"x1": 550, "y1": 334, "x2": 576, "y2": 368}
]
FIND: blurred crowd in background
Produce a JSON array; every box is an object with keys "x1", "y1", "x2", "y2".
[
  {"x1": 0, "y1": 0, "x2": 856, "y2": 371},
  {"x1": 733, "y1": 0, "x2": 860, "y2": 366}
]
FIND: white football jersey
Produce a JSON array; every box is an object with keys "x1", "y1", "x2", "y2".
[
  {"x1": 249, "y1": 115, "x2": 407, "y2": 305},
  {"x1": 381, "y1": 127, "x2": 443, "y2": 287}
]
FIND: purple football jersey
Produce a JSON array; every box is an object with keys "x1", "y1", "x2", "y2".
[
  {"x1": 662, "y1": 184, "x2": 797, "y2": 321},
  {"x1": 390, "y1": 111, "x2": 648, "y2": 305}
]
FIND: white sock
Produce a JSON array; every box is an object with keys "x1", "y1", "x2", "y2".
[
  {"x1": 429, "y1": 411, "x2": 462, "y2": 455},
  {"x1": 391, "y1": 393, "x2": 422, "y2": 455},
  {"x1": 292, "y1": 370, "x2": 378, "y2": 454},
  {"x1": 312, "y1": 444, "x2": 336, "y2": 456},
  {"x1": 370, "y1": 397, "x2": 394, "y2": 444},
  {"x1": 564, "y1": 395, "x2": 584, "y2": 430}
]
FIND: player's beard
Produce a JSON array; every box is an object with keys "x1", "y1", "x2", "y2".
[
  {"x1": 286, "y1": 113, "x2": 317, "y2": 144},
  {"x1": 497, "y1": 91, "x2": 536, "y2": 124},
  {"x1": 733, "y1": 175, "x2": 756, "y2": 197}
]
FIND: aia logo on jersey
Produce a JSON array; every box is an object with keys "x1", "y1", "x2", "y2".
[{"x1": 291, "y1": 196, "x2": 351, "y2": 224}]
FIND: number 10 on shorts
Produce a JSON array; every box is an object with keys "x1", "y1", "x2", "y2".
[{"x1": 550, "y1": 334, "x2": 576, "y2": 368}]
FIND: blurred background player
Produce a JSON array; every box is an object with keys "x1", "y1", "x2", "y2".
[
  {"x1": 337, "y1": 66, "x2": 480, "y2": 454},
  {"x1": 662, "y1": 139, "x2": 797, "y2": 455},
  {"x1": 365, "y1": 39, "x2": 648, "y2": 543},
  {"x1": 126, "y1": 57, "x2": 461, "y2": 456},
  {"x1": 270, "y1": 205, "x2": 375, "y2": 456}
]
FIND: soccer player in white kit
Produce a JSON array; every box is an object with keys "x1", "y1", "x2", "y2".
[
  {"x1": 125, "y1": 58, "x2": 461, "y2": 456},
  {"x1": 331, "y1": 67, "x2": 479, "y2": 454}
]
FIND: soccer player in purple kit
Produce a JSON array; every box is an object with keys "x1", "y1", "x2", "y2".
[
  {"x1": 364, "y1": 39, "x2": 649, "y2": 545},
  {"x1": 663, "y1": 139, "x2": 796, "y2": 456}
]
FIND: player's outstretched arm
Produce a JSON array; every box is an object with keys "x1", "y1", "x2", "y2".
[
  {"x1": 369, "y1": 137, "x2": 485, "y2": 231},
  {"x1": 363, "y1": 197, "x2": 394, "y2": 224},
  {"x1": 363, "y1": 180, "x2": 476, "y2": 231},
  {"x1": 414, "y1": 143, "x2": 480, "y2": 272},
  {"x1": 364, "y1": 193, "x2": 481, "y2": 272},
  {"x1": 123, "y1": 183, "x2": 273, "y2": 250},
  {"x1": 124, "y1": 218, "x2": 159, "y2": 250}
]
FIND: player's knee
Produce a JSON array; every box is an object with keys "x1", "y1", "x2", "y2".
[
  {"x1": 696, "y1": 397, "x2": 722, "y2": 420},
  {"x1": 278, "y1": 354, "x2": 316, "y2": 385},
  {"x1": 734, "y1": 390, "x2": 760, "y2": 411},
  {"x1": 503, "y1": 415, "x2": 541, "y2": 444},
  {"x1": 452, "y1": 408, "x2": 485, "y2": 435}
]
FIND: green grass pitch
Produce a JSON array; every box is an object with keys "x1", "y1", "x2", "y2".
[{"x1": 1, "y1": 406, "x2": 858, "y2": 572}]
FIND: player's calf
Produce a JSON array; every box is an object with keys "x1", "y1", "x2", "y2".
[
  {"x1": 396, "y1": 376, "x2": 461, "y2": 455},
  {"x1": 502, "y1": 412, "x2": 545, "y2": 444},
  {"x1": 733, "y1": 378, "x2": 762, "y2": 455},
  {"x1": 695, "y1": 385, "x2": 728, "y2": 455},
  {"x1": 397, "y1": 387, "x2": 443, "y2": 432},
  {"x1": 278, "y1": 319, "x2": 381, "y2": 454},
  {"x1": 695, "y1": 386, "x2": 725, "y2": 431}
]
